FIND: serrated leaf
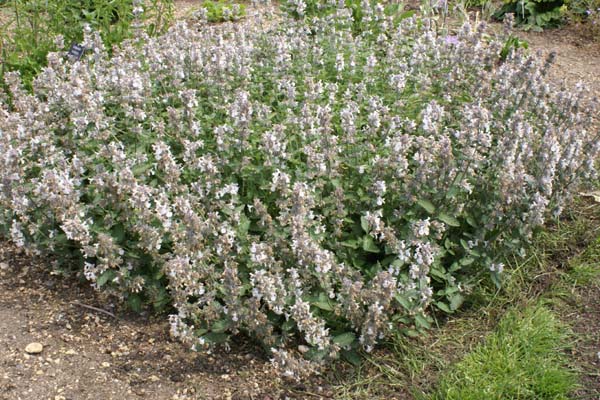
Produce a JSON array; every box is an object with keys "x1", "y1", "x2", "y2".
[
  {"x1": 312, "y1": 293, "x2": 334, "y2": 311},
  {"x1": 341, "y1": 240, "x2": 360, "y2": 249},
  {"x1": 450, "y1": 293, "x2": 465, "y2": 311},
  {"x1": 460, "y1": 257, "x2": 475, "y2": 266},
  {"x1": 204, "y1": 332, "x2": 229, "y2": 344},
  {"x1": 360, "y1": 216, "x2": 369, "y2": 233},
  {"x1": 305, "y1": 347, "x2": 328, "y2": 361},
  {"x1": 211, "y1": 319, "x2": 230, "y2": 333},
  {"x1": 436, "y1": 301, "x2": 452, "y2": 313},
  {"x1": 438, "y1": 213, "x2": 460, "y2": 227},
  {"x1": 417, "y1": 199, "x2": 435, "y2": 214},
  {"x1": 341, "y1": 349, "x2": 362, "y2": 366},
  {"x1": 395, "y1": 293, "x2": 413, "y2": 311},
  {"x1": 96, "y1": 269, "x2": 116, "y2": 288},
  {"x1": 414, "y1": 314, "x2": 431, "y2": 329},
  {"x1": 333, "y1": 332, "x2": 356, "y2": 347},
  {"x1": 362, "y1": 235, "x2": 380, "y2": 253}
]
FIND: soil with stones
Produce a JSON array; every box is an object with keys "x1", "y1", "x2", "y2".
[
  {"x1": 0, "y1": 2, "x2": 599, "y2": 399},
  {"x1": 0, "y1": 242, "x2": 337, "y2": 400}
]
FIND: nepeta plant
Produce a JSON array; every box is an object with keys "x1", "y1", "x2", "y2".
[{"x1": 0, "y1": 3, "x2": 598, "y2": 377}]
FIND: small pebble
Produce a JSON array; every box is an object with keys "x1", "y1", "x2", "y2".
[
  {"x1": 298, "y1": 345, "x2": 309, "y2": 353},
  {"x1": 25, "y1": 342, "x2": 44, "y2": 354}
]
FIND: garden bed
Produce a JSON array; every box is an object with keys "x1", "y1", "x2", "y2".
[{"x1": 0, "y1": 1, "x2": 598, "y2": 399}]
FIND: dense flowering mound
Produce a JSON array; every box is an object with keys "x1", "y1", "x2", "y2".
[{"x1": 1, "y1": 4, "x2": 598, "y2": 375}]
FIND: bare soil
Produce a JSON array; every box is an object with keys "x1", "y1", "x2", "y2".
[
  {"x1": 570, "y1": 282, "x2": 600, "y2": 399},
  {"x1": 516, "y1": 23, "x2": 600, "y2": 96},
  {"x1": 0, "y1": 3, "x2": 599, "y2": 400}
]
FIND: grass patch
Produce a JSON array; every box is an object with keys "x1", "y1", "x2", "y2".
[{"x1": 430, "y1": 306, "x2": 576, "y2": 400}]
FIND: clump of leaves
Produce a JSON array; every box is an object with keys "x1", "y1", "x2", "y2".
[
  {"x1": 192, "y1": 0, "x2": 246, "y2": 23},
  {"x1": 494, "y1": 0, "x2": 566, "y2": 30},
  {"x1": 0, "y1": 0, "x2": 173, "y2": 90},
  {"x1": 281, "y1": 0, "x2": 415, "y2": 34}
]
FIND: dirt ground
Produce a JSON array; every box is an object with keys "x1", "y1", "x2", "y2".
[
  {"x1": 516, "y1": 23, "x2": 600, "y2": 97},
  {"x1": 0, "y1": 2, "x2": 599, "y2": 400}
]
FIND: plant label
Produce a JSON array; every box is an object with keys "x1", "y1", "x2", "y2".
[{"x1": 67, "y1": 43, "x2": 86, "y2": 62}]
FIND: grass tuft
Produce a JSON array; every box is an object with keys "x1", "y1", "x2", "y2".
[{"x1": 430, "y1": 305, "x2": 577, "y2": 400}]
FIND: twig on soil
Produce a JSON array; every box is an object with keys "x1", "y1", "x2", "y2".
[{"x1": 70, "y1": 301, "x2": 118, "y2": 319}]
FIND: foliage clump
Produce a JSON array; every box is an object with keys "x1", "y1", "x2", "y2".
[
  {"x1": 494, "y1": 0, "x2": 566, "y2": 30},
  {"x1": 0, "y1": 2, "x2": 598, "y2": 376},
  {"x1": 0, "y1": 0, "x2": 173, "y2": 88},
  {"x1": 191, "y1": 0, "x2": 246, "y2": 23}
]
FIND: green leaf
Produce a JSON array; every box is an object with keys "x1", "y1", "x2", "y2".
[
  {"x1": 436, "y1": 301, "x2": 452, "y2": 313},
  {"x1": 152, "y1": 288, "x2": 170, "y2": 311},
  {"x1": 430, "y1": 266, "x2": 447, "y2": 280},
  {"x1": 466, "y1": 215, "x2": 477, "y2": 227},
  {"x1": 394, "y1": 293, "x2": 413, "y2": 311},
  {"x1": 360, "y1": 216, "x2": 369, "y2": 233},
  {"x1": 449, "y1": 262, "x2": 461, "y2": 272},
  {"x1": 204, "y1": 332, "x2": 229, "y2": 344},
  {"x1": 438, "y1": 213, "x2": 460, "y2": 227},
  {"x1": 417, "y1": 199, "x2": 435, "y2": 214},
  {"x1": 211, "y1": 319, "x2": 230, "y2": 333},
  {"x1": 127, "y1": 294, "x2": 142, "y2": 313},
  {"x1": 341, "y1": 240, "x2": 360, "y2": 249},
  {"x1": 111, "y1": 223, "x2": 126, "y2": 243},
  {"x1": 341, "y1": 349, "x2": 362, "y2": 366},
  {"x1": 305, "y1": 347, "x2": 328, "y2": 361},
  {"x1": 460, "y1": 257, "x2": 475, "y2": 266},
  {"x1": 403, "y1": 329, "x2": 420, "y2": 338},
  {"x1": 362, "y1": 235, "x2": 380, "y2": 253},
  {"x1": 194, "y1": 328, "x2": 208, "y2": 337},
  {"x1": 282, "y1": 319, "x2": 296, "y2": 332},
  {"x1": 414, "y1": 313, "x2": 431, "y2": 329},
  {"x1": 96, "y1": 269, "x2": 116, "y2": 288},
  {"x1": 450, "y1": 293, "x2": 465, "y2": 311},
  {"x1": 312, "y1": 293, "x2": 334, "y2": 311},
  {"x1": 333, "y1": 332, "x2": 356, "y2": 347},
  {"x1": 237, "y1": 215, "x2": 250, "y2": 238}
]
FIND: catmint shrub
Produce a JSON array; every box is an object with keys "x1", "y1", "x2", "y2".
[{"x1": 0, "y1": 2, "x2": 598, "y2": 377}]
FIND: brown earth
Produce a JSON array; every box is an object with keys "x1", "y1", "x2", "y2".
[{"x1": 0, "y1": 2, "x2": 599, "y2": 400}]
